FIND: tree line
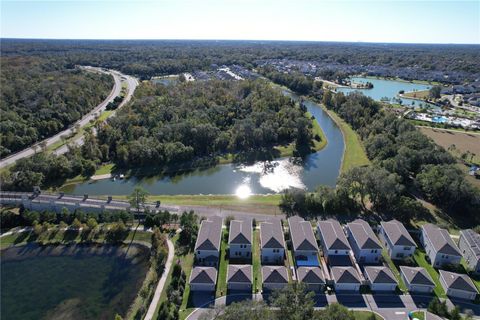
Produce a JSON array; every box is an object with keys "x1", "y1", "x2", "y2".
[{"x1": 0, "y1": 56, "x2": 113, "y2": 157}]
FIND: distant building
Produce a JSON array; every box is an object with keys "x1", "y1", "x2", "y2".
[
  {"x1": 439, "y1": 270, "x2": 478, "y2": 301},
  {"x1": 331, "y1": 266, "x2": 361, "y2": 291},
  {"x1": 364, "y1": 266, "x2": 397, "y2": 292},
  {"x1": 262, "y1": 266, "x2": 288, "y2": 291},
  {"x1": 288, "y1": 216, "x2": 319, "y2": 266},
  {"x1": 400, "y1": 266, "x2": 435, "y2": 294},
  {"x1": 189, "y1": 267, "x2": 217, "y2": 292},
  {"x1": 229, "y1": 219, "x2": 252, "y2": 260},
  {"x1": 194, "y1": 216, "x2": 223, "y2": 266},
  {"x1": 317, "y1": 219, "x2": 351, "y2": 261},
  {"x1": 346, "y1": 219, "x2": 382, "y2": 264},
  {"x1": 296, "y1": 267, "x2": 325, "y2": 292},
  {"x1": 421, "y1": 224, "x2": 462, "y2": 268},
  {"x1": 260, "y1": 220, "x2": 286, "y2": 264},
  {"x1": 458, "y1": 229, "x2": 480, "y2": 273},
  {"x1": 227, "y1": 264, "x2": 252, "y2": 291},
  {"x1": 379, "y1": 220, "x2": 417, "y2": 260}
]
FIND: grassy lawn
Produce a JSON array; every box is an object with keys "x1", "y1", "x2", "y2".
[
  {"x1": 252, "y1": 229, "x2": 262, "y2": 293},
  {"x1": 401, "y1": 90, "x2": 430, "y2": 100},
  {"x1": 286, "y1": 248, "x2": 295, "y2": 282},
  {"x1": 95, "y1": 163, "x2": 116, "y2": 175},
  {"x1": 179, "y1": 248, "x2": 195, "y2": 320},
  {"x1": 381, "y1": 249, "x2": 408, "y2": 293},
  {"x1": 215, "y1": 230, "x2": 229, "y2": 298},
  {"x1": 413, "y1": 250, "x2": 445, "y2": 297},
  {"x1": 320, "y1": 105, "x2": 370, "y2": 173},
  {"x1": 412, "y1": 311, "x2": 425, "y2": 320}
]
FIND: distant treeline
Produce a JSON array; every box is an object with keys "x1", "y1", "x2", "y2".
[{"x1": 0, "y1": 56, "x2": 113, "y2": 157}]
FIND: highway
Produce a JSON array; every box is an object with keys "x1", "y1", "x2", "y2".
[{"x1": 0, "y1": 67, "x2": 138, "y2": 167}]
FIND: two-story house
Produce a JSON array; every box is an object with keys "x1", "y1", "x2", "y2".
[
  {"x1": 421, "y1": 223, "x2": 461, "y2": 268},
  {"x1": 260, "y1": 220, "x2": 286, "y2": 264},
  {"x1": 288, "y1": 216, "x2": 319, "y2": 266},
  {"x1": 228, "y1": 218, "x2": 252, "y2": 260},
  {"x1": 346, "y1": 219, "x2": 382, "y2": 264},
  {"x1": 194, "y1": 216, "x2": 223, "y2": 266},
  {"x1": 317, "y1": 219, "x2": 351, "y2": 262},
  {"x1": 458, "y1": 229, "x2": 480, "y2": 273},
  {"x1": 379, "y1": 220, "x2": 417, "y2": 260}
]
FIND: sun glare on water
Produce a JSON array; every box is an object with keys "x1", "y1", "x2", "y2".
[{"x1": 235, "y1": 185, "x2": 252, "y2": 199}]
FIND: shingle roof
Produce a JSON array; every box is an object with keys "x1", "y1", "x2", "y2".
[
  {"x1": 460, "y1": 229, "x2": 480, "y2": 259},
  {"x1": 439, "y1": 270, "x2": 478, "y2": 293},
  {"x1": 331, "y1": 266, "x2": 361, "y2": 284},
  {"x1": 400, "y1": 266, "x2": 435, "y2": 286},
  {"x1": 288, "y1": 216, "x2": 319, "y2": 251},
  {"x1": 227, "y1": 264, "x2": 252, "y2": 283},
  {"x1": 262, "y1": 266, "x2": 288, "y2": 284},
  {"x1": 260, "y1": 220, "x2": 285, "y2": 249},
  {"x1": 229, "y1": 219, "x2": 252, "y2": 245},
  {"x1": 317, "y1": 219, "x2": 351, "y2": 251},
  {"x1": 422, "y1": 224, "x2": 461, "y2": 256},
  {"x1": 297, "y1": 267, "x2": 325, "y2": 284},
  {"x1": 194, "y1": 216, "x2": 223, "y2": 251},
  {"x1": 347, "y1": 219, "x2": 382, "y2": 250},
  {"x1": 189, "y1": 267, "x2": 217, "y2": 284},
  {"x1": 364, "y1": 266, "x2": 397, "y2": 284},
  {"x1": 380, "y1": 220, "x2": 416, "y2": 247}
]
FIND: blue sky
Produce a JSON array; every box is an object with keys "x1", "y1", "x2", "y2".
[{"x1": 1, "y1": 0, "x2": 479, "y2": 44}]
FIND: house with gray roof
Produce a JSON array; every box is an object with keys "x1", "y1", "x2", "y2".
[
  {"x1": 317, "y1": 219, "x2": 351, "y2": 261},
  {"x1": 347, "y1": 219, "x2": 382, "y2": 264},
  {"x1": 331, "y1": 266, "x2": 361, "y2": 291},
  {"x1": 400, "y1": 266, "x2": 435, "y2": 293},
  {"x1": 194, "y1": 216, "x2": 223, "y2": 266},
  {"x1": 459, "y1": 229, "x2": 480, "y2": 273},
  {"x1": 439, "y1": 270, "x2": 478, "y2": 301},
  {"x1": 227, "y1": 264, "x2": 252, "y2": 291},
  {"x1": 260, "y1": 220, "x2": 285, "y2": 264},
  {"x1": 379, "y1": 220, "x2": 417, "y2": 260},
  {"x1": 288, "y1": 216, "x2": 319, "y2": 266},
  {"x1": 421, "y1": 224, "x2": 461, "y2": 268},
  {"x1": 296, "y1": 266, "x2": 325, "y2": 291},
  {"x1": 229, "y1": 219, "x2": 252, "y2": 260},
  {"x1": 262, "y1": 265, "x2": 288, "y2": 291},
  {"x1": 364, "y1": 266, "x2": 397, "y2": 291},
  {"x1": 189, "y1": 266, "x2": 218, "y2": 292}
]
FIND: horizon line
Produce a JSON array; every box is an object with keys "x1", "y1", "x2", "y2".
[{"x1": 1, "y1": 37, "x2": 479, "y2": 46}]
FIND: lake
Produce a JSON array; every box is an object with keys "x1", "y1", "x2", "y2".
[
  {"x1": 62, "y1": 89, "x2": 345, "y2": 196},
  {"x1": 1, "y1": 243, "x2": 149, "y2": 320},
  {"x1": 337, "y1": 77, "x2": 435, "y2": 108}
]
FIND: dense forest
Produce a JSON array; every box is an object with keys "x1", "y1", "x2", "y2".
[
  {"x1": 0, "y1": 56, "x2": 113, "y2": 156},
  {"x1": 280, "y1": 90, "x2": 479, "y2": 226},
  {"x1": 1, "y1": 39, "x2": 479, "y2": 80}
]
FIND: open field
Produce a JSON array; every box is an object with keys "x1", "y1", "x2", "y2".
[
  {"x1": 413, "y1": 250, "x2": 445, "y2": 298},
  {"x1": 401, "y1": 89, "x2": 430, "y2": 100},
  {"x1": 321, "y1": 106, "x2": 370, "y2": 172}
]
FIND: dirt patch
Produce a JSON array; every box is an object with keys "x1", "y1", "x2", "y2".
[{"x1": 420, "y1": 127, "x2": 480, "y2": 157}]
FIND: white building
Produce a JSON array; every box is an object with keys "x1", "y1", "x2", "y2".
[
  {"x1": 421, "y1": 224, "x2": 462, "y2": 268},
  {"x1": 317, "y1": 219, "x2": 351, "y2": 261},
  {"x1": 227, "y1": 264, "x2": 252, "y2": 291},
  {"x1": 458, "y1": 229, "x2": 480, "y2": 273},
  {"x1": 194, "y1": 216, "x2": 223, "y2": 266},
  {"x1": 379, "y1": 220, "x2": 417, "y2": 260},
  {"x1": 288, "y1": 216, "x2": 319, "y2": 266},
  {"x1": 364, "y1": 266, "x2": 397, "y2": 292},
  {"x1": 346, "y1": 219, "x2": 382, "y2": 264},
  {"x1": 262, "y1": 266, "x2": 288, "y2": 291},
  {"x1": 189, "y1": 267, "x2": 217, "y2": 292},
  {"x1": 439, "y1": 270, "x2": 478, "y2": 301},
  {"x1": 260, "y1": 220, "x2": 286, "y2": 264},
  {"x1": 400, "y1": 266, "x2": 435, "y2": 294},
  {"x1": 296, "y1": 267, "x2": 325, "y2": 292},
  {"x1": 229, "y1": 219, "x2": 252, "y2": 260},
  {"x1": 331, "y1": 266, "x2": 361, "y2": 292}
]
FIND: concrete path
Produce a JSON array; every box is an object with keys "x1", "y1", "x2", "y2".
[{"x1": 144, "y1": 237, "x2": 175, "y2": 320}]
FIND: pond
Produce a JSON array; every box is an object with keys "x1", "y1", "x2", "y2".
[
  {"x1": 337, "y1": 77, "x2": 436, "y2": 109},
  {"x1": 62, "y1": 89, "x2": 345, "y2": 196},
  {"x1": 1, "y1": 243, "x2": 150, "y2": 320}
]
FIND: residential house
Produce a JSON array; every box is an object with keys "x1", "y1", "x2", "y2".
[
  {"x1": 364, "y1": 266, "x2": 397, "y2": 292},
  {"x1": 227, "y1": 264, "x2": 252, "y2": 291},
  {"x1": 229, "y1": 219, "x2": 252, "y2": 260},
  {"x1": 331, "y1": 266, "x2": 361, "y2": 291},
  {"x1": 458, "y1": 229, "x2": 480, "y2": 273},
  {"x1": 379, "y1": 220, "x2": 417, "y2": 260},
  {"x1": 317, "y1": 219, "x2": 351, "y2": 261},
  {"x1": 296, "y1": 267, "x2": 325, "y2": 292},
  {"x1": 189, "y1": 267, "x2": 217, "y2": 292},
  {"x1": 400, "y1": 266, "x2": 435, "y2": 294},
  {"x1": 194, "y1": 216, "x2": 223, "y2": 266},
  {"x1": 421, "y1": 224, "x2": 462, "y2": 268},
  {"x1": 262, "y1": 266, "x2": 288, "y2": 291},
  {"x1": 439, "y1": 270, "x2": 478, "y2": 301},
  {"x1": 346, "y1": 219, "x2": 382, "y2": 264},
  {"x1": 260, "y1": 220, "x2": 286, "y2": 264},
  {"x1": 288, "y1": 216, "x2": 319, "y2": 266}
]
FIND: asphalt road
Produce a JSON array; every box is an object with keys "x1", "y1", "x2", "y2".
[{"x1": 0, "y1": 67, "x2": 137, "y2": 167}]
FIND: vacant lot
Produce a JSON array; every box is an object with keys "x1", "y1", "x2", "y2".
[
  {"x1": 402, "y1": 89, "x2": 430, "y2": 99},
  {"x1": 419, "y1": 127, "x2": 480, "y2": 161}
]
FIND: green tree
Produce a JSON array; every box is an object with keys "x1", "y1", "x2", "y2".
[
  {"x1": 429, "y1": 86, "x2": 442, "y2": 99},
  {"x1": 315, "y1": 303, "x2": 355, "y2": 320},
  {"x1": 128, "y1": 186, "x2": 150, "y2": 213},
  {"x1": 271, "y1": 283, "x2": 315, "y2": 320}
]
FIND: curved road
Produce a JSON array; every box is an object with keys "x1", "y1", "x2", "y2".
[{"x1": 0, "y1": 67, "x2": 138, "y2": 167}]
